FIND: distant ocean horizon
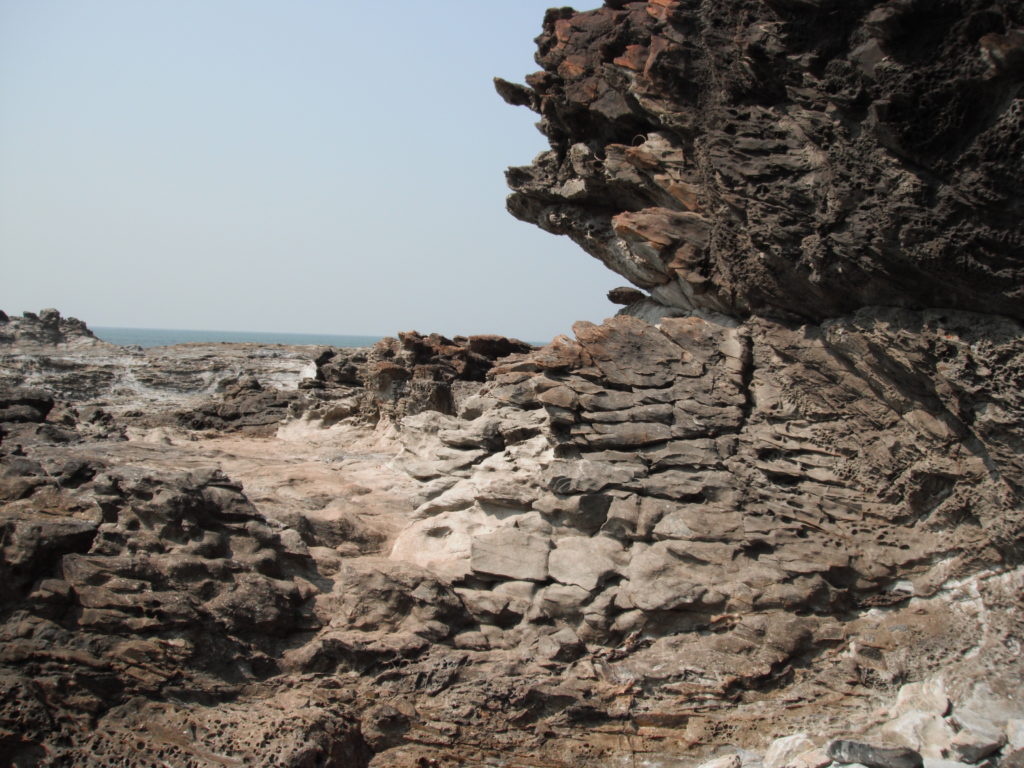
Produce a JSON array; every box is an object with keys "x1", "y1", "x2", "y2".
[{"x1": 93, "y1": 326, "x2": 384, "y2": 349}]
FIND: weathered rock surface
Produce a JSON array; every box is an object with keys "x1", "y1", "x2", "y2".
[
  {"x1": 311, "y1": 329, "x2": 534, "y2": 425},
  {"x1": 3, "y1": 1, "x2": 1024, "y2": 766},
  {"x1": 3, "y1": 310, "x2": 1023, "y2": 768},
  {"x1": 499, "y1": 1, "x2": 1024, "y2": 322},
  {"x1": 0, "y1": 308, "x2": 102, "y2": 349},
  {"x1": 828, "y1": 741, "x2": 924, "y2": 768}
]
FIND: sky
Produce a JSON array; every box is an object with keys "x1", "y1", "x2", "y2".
[{"x1": 0, "y1": 1, "x2": 623, "y2": 342}]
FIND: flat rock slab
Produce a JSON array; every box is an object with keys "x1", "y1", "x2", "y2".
[
  {"x1": 470, "y1": 528, "x2": 550, "y2": 582},
  {"x1": 548, "y1": 535, "x2": 624, "y2": 591}
]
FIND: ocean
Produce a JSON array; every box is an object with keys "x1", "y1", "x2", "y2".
[{"x1": 92, "y1": 326, "x2": 384, "y2": 349}]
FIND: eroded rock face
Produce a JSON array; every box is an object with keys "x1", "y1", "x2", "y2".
[
  {"x1": 3, "y1": 2, "x2": 1024, "y2": 766},
  {"x1": 0, "y1": 457, "x2": 370, "y2": 765},
  {"x1": 313, "y1": 330, "x2": 534, "y2": 424},
  {"x1": 498, "y1": 0, "x2": 1024, "y2": 321},
  {"x1": 0, "y1": 308, "x2": 101, "y2": 349},
  {"x1": 372, "y1": 304, "x2": 1024, "y2": 764},
  {"x1": 0, "y1": 312, "x2": 532, "y2": 438},
  {"x1": 392, "y1": 308, "x2": 1024, "y2": 646},
  {"x1": 2, "y1": 312, "x2": 1022, "y2": 766}
]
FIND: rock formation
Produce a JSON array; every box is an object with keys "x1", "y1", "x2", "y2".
[
  {"x1": 497, "y1": 0, "x2": 1024, "y2": 323},
  {"x1": 2, "y1": 1, "x2": 1024, "y2": 766}
]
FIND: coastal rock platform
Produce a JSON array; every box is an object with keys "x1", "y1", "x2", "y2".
[
  {"x1": 2, "y1": 0, "x2": 1024, "y2": 765},
  {"x1": 2, "y1": 303, "x2": 1022, "y2": 767}
]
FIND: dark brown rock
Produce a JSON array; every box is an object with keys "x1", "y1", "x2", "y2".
[
  {"x1": 315, "y1": 330, "x2": 533, "y2": 424},
  {"x1": 607, "y1": 286, "x2": 646, "y2": 305},
  {"x1": 827, "y1": 740, "x2": 924, "y2": 768},
  {"x1": 0, "y1": 388, "x2": 54, "y2": 424},
  {"x1": 500, "y1": 2, "x2": 1024, "y2": 322}
]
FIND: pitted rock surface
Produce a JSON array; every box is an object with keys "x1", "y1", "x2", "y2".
[
  {"x1": 2, "y1": 1, "x2": 1024, "y2": 766},
  {"x1": 499, "y1": 0, "x2": 1024, "y2": 321},
  {"x1": 392, "y1": 308, "x2": 1024, "y2": 646}
]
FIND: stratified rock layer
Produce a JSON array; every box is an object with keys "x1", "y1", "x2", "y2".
[
  {"x1": 393, "y1": 307, "x2": 1024, "y2": 651},
  {"x1": 3, "y1": 1, "x2": 1024, "y2": 766},
  {"x1": 499, "y1": 0, "x2": 1024, "y2": 321}
]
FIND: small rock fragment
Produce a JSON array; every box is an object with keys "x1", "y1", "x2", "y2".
[
  {"x1": 697, "y1": 755, "x2": 743, "y2": 768},
  {"x1": 881, "y1": 711, "x2": 956, "y2": 758},
  {"x1": 765, "y1": 734, "x2": 817, "y2": 768}
]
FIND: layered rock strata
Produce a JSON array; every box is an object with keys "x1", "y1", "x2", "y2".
[
  {"x1": 497, "y1": 0, "x2": 1024, "y2": 322},
  {"x1": 2, "y1": 0, "x2": 1024, "y2": 766},
  {"x1": 2, "y1": 303, "x2": 1023, "y2": 766},
  {"x1": 0, "y1": 310, "x2": 531, "y2": 436}
]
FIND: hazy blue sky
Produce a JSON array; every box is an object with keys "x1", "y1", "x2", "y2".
[{"x1": 0, "y1": 1, "x2": 622, "y2": 341}]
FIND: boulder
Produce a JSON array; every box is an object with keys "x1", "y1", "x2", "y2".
[
  {"x1": 946, "y1": 728, "x2": 1005, "y2": 764},
  {"x1": 764, "y1": 734, "x2": 817, "y2": 768},
  {"x1": 537, "y1": 627, "x2": 584, "y2": 662},
  {"x1": 881, "y1": 712, "x2": 956, "y2": 758},
  {"x1": 827, "y1": 741, "x2": 923, "y2": 768},
  {"x1": 892, "y1": 679, "x2": 950, "y2": 718}
]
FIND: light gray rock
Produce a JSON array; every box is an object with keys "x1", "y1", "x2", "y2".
[
  {"x1": 697, "y1": 755, "x2": 742, "y2": 768},
  {"x1": 764, "y1": 733, "x2": 817, "y2": 768},
  {"x1": 390, "y1": 507, "x2": 504, "y2": 581},
  {"x1": 881, "y1": 711, "x2": 956, "y2": 758},
  {"x1": 492, "y1": 580, "x2": 536, "y2": 600},
  {"x1": 1006, "y1": 719, "x2": 1024, "y2": 751},
  {"x1": 920, "y1": 760, "x2": 974, "y2": 768},
  {"x1": 790, "y1": 748, "x2": 832, "y2": 768},
  {"x1": 470, "y1": 528, "x2": 550, "y2": 582},
  {"x1": 548, "y1": 535, "x2": 625, "y2": 591},
  {"x1": 893, "y1": 679, "x2": 950, "y2": 718},
  {"x1": 951, "y1": 683, "x2": 1024, "y2": 743}
]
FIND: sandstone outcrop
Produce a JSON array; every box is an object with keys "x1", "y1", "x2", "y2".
[
  {"x1": 498, "y1": 0, "x2": 1024, "y2": 322},
  {"x1": 2, "y1": 311, "x2": 1023, "y2": 765},
  {"x1": 0, "y1": 308, "x2": 102, "y2": 349},
  {"x1": 2, "y1": 0, "x2": 1024, "y2": 766},
  {"x1": 311, "y1": 330, "x2": 534, "y2": 425}
]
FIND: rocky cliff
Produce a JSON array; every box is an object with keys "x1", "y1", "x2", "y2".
[
  {"x1": 497, "y1": 0, "x2": 1024, "y2": 323},
  {"x1": 2, "y1": 2, "x2": 1024, "y2": 767}
]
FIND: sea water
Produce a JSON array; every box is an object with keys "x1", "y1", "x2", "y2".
[{"x1": 92, "y1": 327, "x2": 383, "y2": 349}]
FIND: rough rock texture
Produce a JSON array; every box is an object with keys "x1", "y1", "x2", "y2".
[
  {"x1": 0, "y1": 308, "x2": 101, "y2": 349},
  {"x1": 498, "y1": 0, "x2": 1024, "y2": 322},
  {"x1": 2, "y1": 307, "x2": 1023, "y2": 767},
  {"x1": 385, "y1": 307, "x2": 1024, "y2": 752},
  {"x1": 0, "y1": 310, "x2": 322, "y2": 432},
  {"x1": 312, "y1": 330, "x2": 534, "y2": 424},
  {"x1": 0, "y1": 311, "x2": 532, "y2": 437},
  {"x1": 3, "y1": 1, "x2": 1024, "y2": 766},
  {"x1": 0, "y1": 456, "x2": 374, "y2": 765}
]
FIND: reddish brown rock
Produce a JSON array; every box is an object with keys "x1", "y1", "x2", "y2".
[{"x1": 500, "y1": 1, "x2": 1024, "y2": 322}]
